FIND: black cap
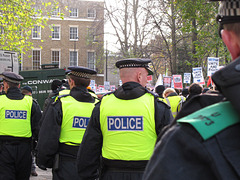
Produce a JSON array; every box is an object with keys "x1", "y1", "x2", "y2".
[
  {"x1": 213, "y1": 0, "x2": 240, "y2": 25},
  {"x1": 51, "y1": 79, "x2": 62, "y2": 91},
  {"x1": 0, "y1": 72, "x2": 24, "y2": 83},
  {"x1": 67, "y1": 66, "x2": 97, "y2": 79},
  {"x1": 116, "y1": 58, "x2": 153, "y2": 75},
  {"x1": 22, "y1": 85, "x2": 32, "y2": 93}
]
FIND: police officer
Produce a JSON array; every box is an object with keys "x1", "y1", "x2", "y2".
[
  {"x1": 162, "y1": 88, "x2": 185, "y2": 118},
  {"x1": 37, "y1": 66, "x2": 98, "y2": 180},
  {"x1": 0, "y1": 77, "x2": 3, "y2": 94},
  {"x1": 77, "y1": 58, "x2": 173, "y2": 180},
  {"x1": 143, "y1": 1, "x2": 240, "y2": 179},
  {"x1": 0, "y1": 72, "x2": 41, "y2": 180}
]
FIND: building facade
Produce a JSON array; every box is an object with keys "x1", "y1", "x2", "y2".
[{"x1": 22, "y1": 0, "x2": 104, "y2": 84}]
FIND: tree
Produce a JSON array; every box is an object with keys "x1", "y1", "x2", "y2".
[
  {"x1": 0, "y1": 0, "x2": 57, "y2": 54},
  {"x1": 105, "y1": 0, "x2": 154, "y2": 58}
]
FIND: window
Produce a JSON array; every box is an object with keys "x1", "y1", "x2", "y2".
[
  {"x1": 70, "y1": 8, "x2": 78, "y2": 17},
  {"x1": 52, "y1": 51, "x2": 60, "y2": 65},
  {"x1": 52, "y1": 26, "x2": 60, "y2": 40},
  {"x1": 70, "y1": 51, "x2": 78, "y2": 66},
  {"x1": 32, "y1": 50, "x2": 41, "y2": 70},
  {"x1": 87, "y1": 52, "x2": 95, "y2": 70},
  {"x1": 87, "y1": 9, "x2": 96, "y2": 18},
  {"x1": 32, "y1": 26, "x2": 41, "y2": 39},
  {"x1": 70, "y1": 27, "x2": 78, "y2": 40},
  {"x1": 52, "y1": 7, "x2": 60, "y2": 16}
]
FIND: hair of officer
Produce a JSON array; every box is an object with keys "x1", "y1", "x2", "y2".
[
  {"x1": 4, "y1": 80, "x2": 19, "y2": 88},
  {"x1": 68, "y1": 74, "x2": 90, "y2": 87},
  {"x1": 223, "y1": 23, "x2": 240, "y2": 38},
  {"x1": 188, "y1": 83, "x2": 203, "y2": 95}
]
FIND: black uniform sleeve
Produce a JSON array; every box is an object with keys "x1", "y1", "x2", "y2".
[
  {"x1": 143, "y1": 124, "x2": 217, "y2": 180},
  {"x1": 36, "y1": 100, "x2": 62, "y2": 168},
  {"x1": 77, "y1": 103, "x2": 102, "y2": 180},
  {"x1": 31, "y1": 99, "x2": 42, "y2": 140},
  {"x1": 154, "y1": 98, "x2": 173, "y2": 135}
]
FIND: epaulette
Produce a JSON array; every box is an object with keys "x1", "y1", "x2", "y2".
[
  {"x1": 57, "y1": 94, "x2": 70, "y2": 99},
  {"x1": 177, "y1": 101, "x2": 240, "y2": 141},
  {"x1": 145, "y1": 88, "x2": 159, "y2": 98},
  {"x1": 101, "y1": 91, "x2": 114, "y2": 98}
]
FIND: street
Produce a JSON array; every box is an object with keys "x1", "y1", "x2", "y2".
[{"x1": 30, "y1": 167, "x2": 52, "y2": 180}]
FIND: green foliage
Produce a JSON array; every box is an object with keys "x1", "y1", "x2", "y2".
[
  {"x1": 176, "y1": 0, "x2": 231, "y2": 70},
  {"x1": 0, "y1": 0, "x2": 62, "y2": 54}
]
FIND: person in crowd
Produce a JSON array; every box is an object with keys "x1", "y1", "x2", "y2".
[
  {"x1": 37, "y1": 66, "x2": 98, "y2": 180},
  {"x1": 42, "y1": 79, "x2": 63, "y2": 112},
  {"x1": 0, "y1": 72, "x2": 41, "y2": 180},
  {"x1": 181, "y1": 88, "x2": 189, "y2": 98},
  {"x1": 21, "y1": 85, "x2": 41, "y2": 177},
  {"x1": 0, "y1": 78, "x2": 4, "y2": 94},
  {"x1": 185, "y1": 83, "x2": 203, "y2": 102},
  {"x1": 143, "y1": 0, "x2": 240, "y2": 179},
  {"x1": 77, "y1": 58, "x2": 173, "y2": 180},
  {"x1": 162, "y1": 88, "x2": 185, "y2": 118},
  {"x1": 155, "y1": 85, "x2": 165, "y2": 99}
]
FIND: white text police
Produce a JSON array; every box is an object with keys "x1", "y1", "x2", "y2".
[
  {"x1": 107, "y1": 116, "x2": 143, "y2": 131},
  {"x1": 72, "y1": 116, "x2": 90, "y2": 129}
]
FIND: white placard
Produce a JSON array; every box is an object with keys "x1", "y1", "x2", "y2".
[
  {"x1": 183, "y1": 73, "x2": 191, "y2": 84},
  {"x1": 192, "y1": 67, "x2": 205, "y2": 85},
  {"x1": 207, "y1": 57, "x2": 219, "y2": 76}
]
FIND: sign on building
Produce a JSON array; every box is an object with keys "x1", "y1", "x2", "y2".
[
  {"x1": 0, "y1": 50, "x2": 19, "y2": 74},
  {"x1": 207, "y1": 57, "x2": 219, "y2": 76}
]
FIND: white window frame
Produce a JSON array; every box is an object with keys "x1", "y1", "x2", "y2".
[
  {"x1": 69, "y1": 27, "x2": 78, "y2": 40},
  {"x1": 32, "y1": 49, "x2": 41, "y2": 70},
  {"x1": 69, "y1": 50, "x2": 78, "y2": 66},
  {"x1": 52, "y1": 7, "x2": 60, "y2": 16},
  {"x1": 87, "y1": 8, "x2": 96, "y2": 18},
  {"x1": 52, "y1": 26, "x2": 60, "y2": 40},
  {"x1": 70, "y1": 8, "x2": 78, "y2": 17},
  {"x1": 87, "y1": 51, "x2": 95, "y2": 70},
  {"x1": 32, "y1": 25, "x2": 41, "y2": 39},
  {"x1": 51, "y1": 50, "x2": 61, "y2": 67}
]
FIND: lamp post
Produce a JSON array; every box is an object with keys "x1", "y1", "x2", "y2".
[
  {"x1": 105, "y1": 41, "x2": 108, "y2": 81},
  {"x1": 74, "y1": 37, "x2": 79, "y2": 65}
]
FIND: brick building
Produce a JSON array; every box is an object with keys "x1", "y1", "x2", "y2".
[{"x1": 21, "y1": 0, "x2": 104, "y2": 84}]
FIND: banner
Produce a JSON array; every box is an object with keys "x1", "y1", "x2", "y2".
[
  {"x1": 89, "y1": 80, "x2": 96, "y2": 92},
  {"x1": 163, "y1": 76, "x2": 172, "y2": 88},
  {"x1": 207, "y1": 57, "x2": 219, "y2": 76},
  {"x1": 104, "y1": 81, "x2": 110, "y2": 91},
  {"x1": 110, "y1": 85, "x2": 116, "y2": 91},
  {"x1": 183, "y1": 73, "x2": 191, "y2": 84},
  {"x1": 98, "y1": 85, "x2": 104, "y2": 92},
  {"x1": 154, "y1": 74, "x2": 163, "y2": 88},
  {"x1": 147, "y1": 75, "x2": 152, "y2": 82},
  {"x1": 192, "y1": 67, "x2": 205, "y2": 85},
  {"x1": 172, "y1": 75, "x2": 183, "y2": 89}
]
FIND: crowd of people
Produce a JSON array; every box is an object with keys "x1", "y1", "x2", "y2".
[{"x1": 0, "y1": 0, "x2": 240, "y2": 179}]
